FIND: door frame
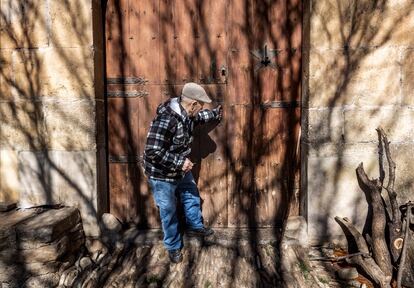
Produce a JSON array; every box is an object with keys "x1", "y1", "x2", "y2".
[{"x1": 99, "y1": 0, "x2": 308, "y2": 225}]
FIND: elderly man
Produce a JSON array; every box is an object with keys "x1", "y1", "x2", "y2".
[{"x1": 143, "y1": 82, "x2": 222, "y2": 263}]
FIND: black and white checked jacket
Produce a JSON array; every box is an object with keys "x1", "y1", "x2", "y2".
[{"x1": 143, "y1": 99, "x2": 221, "y2": 182}]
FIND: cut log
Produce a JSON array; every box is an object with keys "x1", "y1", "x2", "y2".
[{"x1": 335, "y1": 217, "x2": 391, "y2": 288}]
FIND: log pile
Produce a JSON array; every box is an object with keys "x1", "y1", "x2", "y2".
[
  {"x1": 335, "y1": 128, "x2": 414, "y2": 288},
  {"x1": 0, "y1": 206, "x2": 85, "y2": 287}
]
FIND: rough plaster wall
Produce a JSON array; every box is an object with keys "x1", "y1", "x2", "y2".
[
  {"x1": 0, "y1": 0, "x2": 106, "y2": 236},
  {"x1": 304, "y1": 0, "x2": 414, "y2": 245}
]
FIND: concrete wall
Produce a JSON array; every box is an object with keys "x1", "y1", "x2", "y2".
[
  {"x1": 303, "y1": 0, "x2": 414, "y2": 244},
  {"x1": 0, "y1": 0, "x2": 106, "y2": 236}
]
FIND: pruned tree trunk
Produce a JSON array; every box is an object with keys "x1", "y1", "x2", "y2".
[
  {"x1": 377, "y1": 128, "x2": 403, "y2": 263},
  {"x1": 356, "y1": 163, "x2": 392, "y2": 278},
  {"x1": 335, "y1": 128, "x2": 411, "y2": 288}
]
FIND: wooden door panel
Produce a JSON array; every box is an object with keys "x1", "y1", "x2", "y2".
[
  {"x1": 108, "y1": 98, "x2": 139, "y2": 157},
  {"x1": 109, "y1": 163, "x2": 128, "y2": 221},
  {"x1": 159, "y1": 0, "x2": 176, "y2": 84},
  {"x1": 105, "y1": 0, "x2": 130, "y2": 77},
  {"x1": 129, "y1": 1, "x2": 160, "y2": 84},
  {"x1": 193, "y1": 84, "x2": 227, "y2": 227},
  {"x1": 226, "y1": 48, "x2": 254, "y2": 105},
  {"x1": 227, "y1": 0, "x2": 252, "y2": 50},
  {"x1": 227, "y1": 105, "x2": 253, "y2": 227},
  {"x1": 254, "y1": 108, "x2": 290, "y2": 227},
  {"x1": 251, "y1": 0, "x2": 288, "y2": 50},
  {"x1": 109, "y1": 163, "x2": 139, "y2": 223},
  {"x1": 173, "y1": 0, "x2": 199, "y2": 84},
  {"x1": 198, "y1": 0, "x2": 227, "y2": 84}
]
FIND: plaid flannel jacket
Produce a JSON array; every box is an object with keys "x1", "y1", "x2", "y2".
[{"x1": 143, "y1": 99, "x2": 221, "y2": 182}]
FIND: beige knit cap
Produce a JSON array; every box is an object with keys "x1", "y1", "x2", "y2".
[{"x1": 181, "y1": 82, "x2": 212, "y2": 103}]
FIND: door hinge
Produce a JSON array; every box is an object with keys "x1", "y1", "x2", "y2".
[
  {"x1": 107, "y1": 77, "x2": 148, "y2": 85},
  {"x1": 109, "y1": 155, "x2": 142, "y2": 163},
  {"x1": 106, "y1": 91, "x2": 149, "y2": 98},
  {"x1": 260, "y1": 100, "x2": 300, "y2": 109}
]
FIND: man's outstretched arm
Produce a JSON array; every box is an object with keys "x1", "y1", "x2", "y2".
[{"x1": 194, "y1": 105, "x2": 223, "y2": 125}]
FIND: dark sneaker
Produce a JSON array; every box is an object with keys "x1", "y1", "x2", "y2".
[
  {"x1": 186, "y1": 227, "x2": 214, "y2": 237},
  {"x1": 168, "y1": 249, "x2": 183, "y2": 263}
]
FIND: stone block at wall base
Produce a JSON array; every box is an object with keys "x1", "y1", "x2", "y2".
[
  {"x1": 0, "y1": 207, "x2": 84, "y2": 287},
  {"x1": 17, "y1": 151, "x2": 101, "y2": 236}
]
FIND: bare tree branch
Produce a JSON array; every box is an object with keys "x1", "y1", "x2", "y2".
[
  {"x1": 335, "y1": 217, "x2": 391, "y2": 288},
  {"x1": 377, "y1": 127, "x2": 402, "y2": 263},
  {"x1": 356, "y1": 163, "x2": 393, "y2": 278}
]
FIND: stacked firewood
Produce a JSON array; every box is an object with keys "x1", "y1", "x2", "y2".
[
  {"x1": 335, "y1": 128, "x2": 414, "y2": 288},
  {"x1": 0, "y1": 206, "x2": 85, "y2": 287}
]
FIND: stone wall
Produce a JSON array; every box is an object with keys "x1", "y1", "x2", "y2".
[
  {"x1": 0, "y1": 0, "x2": 106, "y2": 236},
  {"x1": 2, "y1": 0, "x2": 414, "y2": 243},
  {"x1": 303, "y1": 0, "x2": 414, "y2": 244}
]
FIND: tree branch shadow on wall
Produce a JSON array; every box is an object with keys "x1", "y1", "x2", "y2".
[
  {"x1": 2, "y1": 0, "x2": 414, "y2": 286},
  {"x1": 306, "y1": 0, "x2": 414, "y2": 244},
  {"x1": 304, "y1": 0, "x2": 414, "y2": 285},
  {"x1": 0, "y1": 0, "x2": 104, "y2": 286}
]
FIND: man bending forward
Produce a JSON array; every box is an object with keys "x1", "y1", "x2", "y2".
[{"x1": 143, "y1": 82, "x2": 222, "y2": 263}]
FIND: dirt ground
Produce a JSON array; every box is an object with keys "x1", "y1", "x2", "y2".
[{"x1": 98, "y1": 240, "x2": 281, "y2": 288}]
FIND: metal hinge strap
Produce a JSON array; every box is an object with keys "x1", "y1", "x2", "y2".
[
  {"x1": 107, "y1": 77, "x2": 148, "y2": 85},
  {"x1": 106, "y1": 91, "x2": 149, "y2": 98},
  {"x1": 109, "y1": 155, "x2": 142, "y2": 163},
  {"x1": 260, "y1": 100, "x2": 300, "y2": 109}
]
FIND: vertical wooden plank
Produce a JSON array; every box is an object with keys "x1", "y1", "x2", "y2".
[
  {"x1": 107, "y1": 98, "x2": 139, "y2": 156},
  {"x1": 251, "y1": 107, "x2": 269, "y2": 226},
  {"x1": 105, "y1": 0, "x2": 130, "y2": 77},
  {"x1": 124, "y1": 163, "x2": 138, "y2": 222},
  {"x1": 252, "y1": 0, "x2": 288, "y2": 50},
  {"x1": 227, "y1": 0, "x2": 253, "y2": 105},
  {"x1": 106, "y1": 0, "x2": 130, "y2": 222},
  {"x1": 227, "y1": 105, "x2": 254, "y2": 227},
  {"x1": 195, "y1": 84, "x2": 227, "y2": 227},
  {"x1": 109, "y1": 164, "x2": 128, "y2": 222},
  {"x1": 159, "y1": 0, "x2": 176, "y2": 84},
  {"x1": 251, "y1": 0, "x2": 289, "y2": 223},
  {"x1": 251, "y1": 1, "x2": 286, "y2": 104},
  {"x1": 288, "y1": 0, "x2": 302, "y2": 51},
  {"x1": 173, "y1": 0, "x2": 199, "y2": 83},
  {"x1": 288, "y1": 0, "x2": 302, "y2": 103},
  {"x1": 129, "y1": 0, "x2": 160, "y2": 83},
  {"x1": 197, "y1": 1, "x2": 227, "y2": 84},
  {"x1": 107, "y1": 97, "x2": 140, "y2": 222},
  {"x1": 226, "y1": 0, "x2": 302, "y2": 227},
  {"x1": 255, "y1": 108, "x2": 288, "y2": 226},
  {"x1": 227, "y1": 0, "x2": 254, "y2": 227}
]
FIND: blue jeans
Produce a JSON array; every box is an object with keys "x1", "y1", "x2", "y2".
[{"x1": 148, "y1": 172, "x2": 204, "y2": 251}]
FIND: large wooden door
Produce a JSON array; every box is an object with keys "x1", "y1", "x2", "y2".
[{"x1": 105, "y1": 0, "x2": 301, "y2": 228}]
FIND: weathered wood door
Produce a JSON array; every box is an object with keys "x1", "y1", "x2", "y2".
[{"x1": 105, "y1": 0, "x2": 301, "y2": 228}]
